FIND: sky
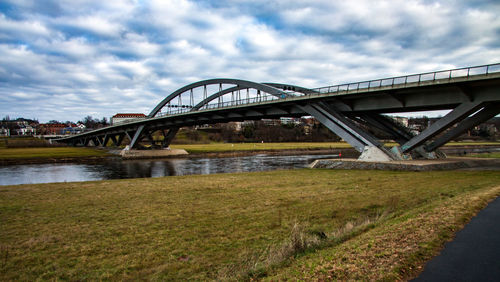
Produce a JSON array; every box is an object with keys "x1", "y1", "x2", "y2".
[{"x1": 1, "y1": 0, "x2": 499, "y2": 123}]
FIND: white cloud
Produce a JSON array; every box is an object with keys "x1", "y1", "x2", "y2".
[
  {"x1": 0, "y1": 14, "x2": 51, "y2": 40},
  {"x1": 59, "y1": 15, "x2": 123, "y2": 37},
  {"x1": 0, "y1": 0, "x2": 499, "y2": 122}
]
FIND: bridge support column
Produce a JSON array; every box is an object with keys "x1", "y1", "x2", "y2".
[
  {"x1": 124, "y1": 130, "x2": 135, "y2": 142},
  {"x1": 102, "y1": 134, "x2": 110, "y2": 147},
  {"x1": 128, "y1": 126, "x2": 179, "y2": 150},
  {"x1": 358, "y1": 113, "x2": 414, "y2": 145},
  {"x1": 396, "y1": 101, "x2": 484, "y2": 158},
  {"x1": 128, "y1": 126, "x2": 144, "y2": 149},
  {"x1": 94, "y1": 136, "x2": 105, "y2": 147},
  {"x1": 301, "y1": 102, "x2": 398, "y2": 161},
  {"x1": 109, "y1": 135, "x2": 120, "y2": 147},
  {"x1": 116, "y1": 134, "x2": 126, "y2": 147},
  {"x1": 357, "y1": 114, "x2": 445, "y2": 159},
  {"x1": 162, "y1": 127, "x2": 179, "y2": 148},
  {"x1": 425, "y1": 102, "x2": 500, "y2": 152}
]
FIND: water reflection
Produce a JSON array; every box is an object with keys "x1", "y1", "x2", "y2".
[{"x1": 0, "y1": 154, "x2": 338, "y2": 186}]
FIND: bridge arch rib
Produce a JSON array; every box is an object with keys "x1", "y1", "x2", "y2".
[
  {"x1": 131, "y1": 79, "x2": 314, "y2": 148},
  {"x1": 190, "y1": 82, "x2": 317, "y2": 112},
  {"x1": 148, "y1": 79, "x2": 310, "y2": 118}
]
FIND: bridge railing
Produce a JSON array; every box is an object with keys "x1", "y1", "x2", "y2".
[
  {"x1": 312, "y1": 63, "x2": 500, "y2": 94},
  {"x1": 157, "y1": 94, "x2": 281, "y2": 116},
  {"x1": 156, "y1": 63, "x2": 500, "y2": 117}
]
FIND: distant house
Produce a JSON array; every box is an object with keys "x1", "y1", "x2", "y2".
[
  {"x1": 280, "y1": 117, "x2": 300, "y2": 126},
  {"x1": 39, "y1": 123, "x2": 67, "y2": 135},
  {"x1": 111, "y1": 113, "x2": 147, "y2": 125},
  {"x1": 62, "y1": 126, "x2": 83, "y2": 135},
  {"x1": 16, "y1": 124, "x2": 36, "y2": 136},
  {"x1": 76, "y1": 123, "x2": 86, "y2": 131},
  {"x1": 0, "y1": 127, "x2": 10, "y2": 137},
  {"x1": 261, "y1": 119, "x2": 280, "y2": 126},
  {"x1": 392, "y1": 116, "x2": 409, "y2": 128}
]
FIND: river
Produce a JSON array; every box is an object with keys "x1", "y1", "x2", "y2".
[{"x1": 0, "y1": 153, "x2": 339, "y2": 186}]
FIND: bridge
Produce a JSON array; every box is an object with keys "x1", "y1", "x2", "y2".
[{"x1": 56, "y1": 63, "x2": 500, "y2": 161}]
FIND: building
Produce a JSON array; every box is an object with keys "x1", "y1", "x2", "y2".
[
  {"x1": 261, "y1": 119, "x2": 280, "y2": 126},
  {"x1": 38, "y1": 124, "x2": 67, "y2": 135},
  {"x1": 1, "y1": 118, "x2": 38, "y2": 136},
  {"x1": 280, "y1": 117, "x2": 301, "y2": 126},
  {"x1": 16, "y1": 124, "x2": 36, "y2": 136},
  {"x1": 62, "y1": 126, "x2": 84, "y2": 135},
  {"x1": 111, "y1": 113, "x2": 147, "y2": 125},
  {"x1": 392, "y1": 116, "x2": 409, "y2": 128},
  {"x1": 0, "y1": 127, "x2": 10, "y2": 137}
]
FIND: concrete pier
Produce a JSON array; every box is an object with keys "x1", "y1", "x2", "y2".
[
  {"x1": 120, "y1": 148, "x2": 188, "y2": 159},
  {"x1": 309, "y1": 157, "x2": 500, "y2": 171}
]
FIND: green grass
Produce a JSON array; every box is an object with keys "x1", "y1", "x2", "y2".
[
  {"x1": 444, "y1": 141, "x2": 500, "y2": 146},
  {"x1": 0, "y1": 147, "x2": 110, "y2": 159},
  {"x1": 467, "y1": 152, "x2": 500, "y2": 158},
  {"x1": 0, "y1": 169, "x2": 499, "y2": 280},
  {"x1": 170, "y1": 142, "x2": 353, "y2": 153},
  {"x1": 170, "y1": 141, "x2": 500, "y2": 154}
]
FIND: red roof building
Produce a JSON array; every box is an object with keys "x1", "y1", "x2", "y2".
[
  {"x1": 38, "y1": 123, "x2": 67, "y2": 135},
  {"x1": 111, "y1": 113, "x2": 147, "y2": 125}
]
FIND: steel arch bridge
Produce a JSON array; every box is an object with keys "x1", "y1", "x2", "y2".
[{"x1": 56, "y1": 63, "x2": 500, "y2": 161}]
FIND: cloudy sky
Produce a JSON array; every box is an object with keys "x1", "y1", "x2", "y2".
[{"x1": 1, "y1": 0, "x2": 499, "y2": 122}]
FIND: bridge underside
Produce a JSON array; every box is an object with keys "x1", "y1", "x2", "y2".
[{"x1": 58, "y1": 70, "x2": 500, "y2": 161}]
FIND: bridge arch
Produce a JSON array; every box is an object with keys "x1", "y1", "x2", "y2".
[
  {"x1": 132, "y1": 79, "x2": 314, "y2": 149},
  {"x1": 148, "y1": 79, "x2": 308, "y2": 118},
  {"x1": 190, "y1": 82, "x2": 316, "y2": 111}
]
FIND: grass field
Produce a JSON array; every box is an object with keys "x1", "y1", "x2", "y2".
[
  {"x1": 468, "y1": 152, "x2": 500, "y2": 158},
  {"x1": 0, "y1": 147, "x2": 110, "y2": 159},
  {"x1": 1, "y1": 169, "x2": 499, "y2": 280},
  {"x1": 170, "y1": 141, "x2": 500, "y2": 154},
  {"x1": 170, "y1": 142, "x2": 357, "y2": 153},
  {"x1": 0, "y1": 140, "x2": 498, "y2": 159}
]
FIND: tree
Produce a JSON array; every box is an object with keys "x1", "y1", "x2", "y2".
[{"x1": 242, "y1": 124, "x2": 255, "y2": 139}]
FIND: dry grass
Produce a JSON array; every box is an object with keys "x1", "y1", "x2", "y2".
[
  {"x1": 226, "y1": 214, "x2": 387, "y2": 280},
  {"x1": 0, "y1": 147, "x2": 110, "y2": 159},
  {"x1": 266, "y1": 184, "x2": 500, "y2": 281},
  {"x1": 0, "y1": 169, "x2": 499, "y2": 280},
  {"x1": 2, "y1": 137, "x2": 55, "y2": 148}
]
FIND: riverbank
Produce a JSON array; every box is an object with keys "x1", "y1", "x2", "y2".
[
  {"x1": 0, "y1": 142, "x2": 355, "y2": 165},
  {"x1": 171, "y1": 141, "x2": 500, "y2": 152},
  {"x1": 0, "y1": 147, "x2": 113, "y2": 166},
  {"x1": 0, "y1": 169, "x2": 499, "y2": 280},
  {"x1": 1, "y1": 142, "x2": 499, "y2": 165}
]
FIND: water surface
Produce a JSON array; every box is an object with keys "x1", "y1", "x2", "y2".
[{"x1": 0, "y1": 154, "x2": 338, "y2": 186}]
